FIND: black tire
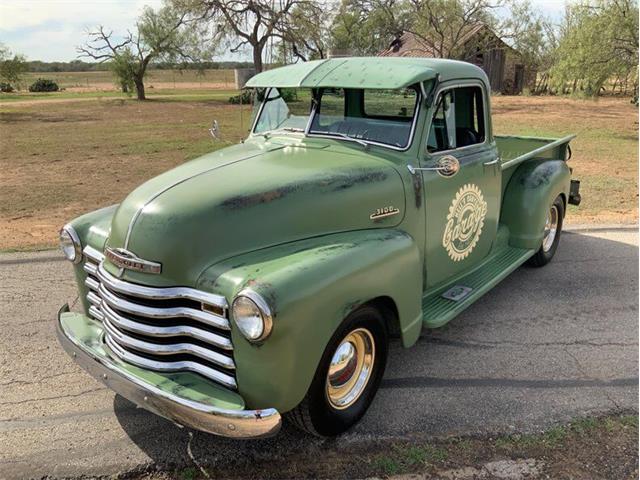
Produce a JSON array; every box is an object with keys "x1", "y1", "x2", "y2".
[
  {"x1": 285, "y1": 305, "x2": 389, "y2": 437},
  {"x1": 527, "y1": 195, "x2": 565, "y2": 267}
]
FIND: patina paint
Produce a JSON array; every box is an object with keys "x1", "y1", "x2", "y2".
[
  {"x1": 197, "y1": 229, "x2": 423, "y2": 411},
  {"x1": 501, "y1": 159, "x2": 571, "y2": 249},
  {"x1": 60, "y1": 57, "x2": 576, "y2": 423},
  {"x1": 103, "y1": 138, "x2": 407, "y2": 287}
]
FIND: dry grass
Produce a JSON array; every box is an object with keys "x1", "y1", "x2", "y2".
[
  {"x1": 21, "y1": 69, "x2": 237, "y2": 91},
  {"x1": 492, "y1": 95, "x2": 638, "y2": 225},
  {"x1": 0, "y1": 93, "x2": 637, "y2": 251},
  {"x1": 0, "y1": 95, "x2": 253, "y2": 250},
  {"x1": 126, "y1": 413, "x2": 638, "y2": 480}
]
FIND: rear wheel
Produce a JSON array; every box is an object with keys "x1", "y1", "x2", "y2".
[
  {"x1": 527, "y1": 195, "x2": 564, "y2": 267},
  {"x1": 286, "y1": 305, "x2": 388, "y2": 436}
]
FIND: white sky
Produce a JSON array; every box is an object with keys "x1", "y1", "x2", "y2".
[{"x1": 0, "y1": 0, "x2": 567, "y2": 62}]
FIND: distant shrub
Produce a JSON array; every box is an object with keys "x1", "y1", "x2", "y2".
[
  {"x1": 228, "y1": 90, "x2": 252, "y2": 104},
  {"x1": 280, "y1": 88, "x2": 297, "y2": 102},
  {"x1": 0, "y1": 82, "x2": 14, "y2": 93},
  {"x1": 228, "y1": 87, "x2": 298, "y2": 104},
  {"x1": 28, "y1": 78, "x2": 59, "y2": 92}
]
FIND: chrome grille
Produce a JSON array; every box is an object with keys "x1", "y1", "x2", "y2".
[{"x1": 82, "y1": 245, "x2": 236, "y2": 389}]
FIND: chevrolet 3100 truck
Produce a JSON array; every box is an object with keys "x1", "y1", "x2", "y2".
[{"x1": 56, "y1": 57, "x2": 581, "y2": 438}]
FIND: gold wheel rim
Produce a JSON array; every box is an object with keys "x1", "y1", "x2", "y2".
[
  {"x1": 325, "y1": 328, "x2": 375, "y2": 410},
  {"x1": 542, "y1": 204, "x2": 559, "y2": 252}
]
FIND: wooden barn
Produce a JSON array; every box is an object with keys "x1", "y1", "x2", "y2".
[{"x1": 379, "y1": 24, "x2": 536, "y2": 94}]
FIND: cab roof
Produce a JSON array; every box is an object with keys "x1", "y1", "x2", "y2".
[{"x1": 245, "y1": 57, "x2": 488, "y2": 90}]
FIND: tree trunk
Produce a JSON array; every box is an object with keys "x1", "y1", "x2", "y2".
[
  {"x1": 253, "y1": 45, "x2": 264, "y2": 73},
  {"x1": 134, "y1": 76, "x2": 146, "y2": 100}
]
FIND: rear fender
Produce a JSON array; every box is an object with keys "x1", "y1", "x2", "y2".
[
  {"x1": 501, "y1": 160, "x2": 570, "y2": 250},
  {"x1": 197, "y1": 229, "x2": 423, "y2": 412}
]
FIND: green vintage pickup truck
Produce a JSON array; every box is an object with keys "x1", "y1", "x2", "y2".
[{"x1": 56, "y1": 57, "x2": 581, "y2": 438}]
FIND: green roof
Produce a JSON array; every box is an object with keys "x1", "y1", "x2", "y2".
[{"x1": 245, "y1": 57, "x2": 488, "y2": 89}]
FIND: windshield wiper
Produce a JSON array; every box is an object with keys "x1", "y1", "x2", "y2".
[
  {"x1": 254, "y1": 126, "x2": 303, "y2": 139},
  {"x1": 328, "y1": 132, "x2": 369, "y2": 149}
]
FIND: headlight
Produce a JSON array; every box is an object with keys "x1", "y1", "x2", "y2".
[
  {"x1": 231, "y1": 291, "x2": 273, "y2": 342},
  {"x1": 59, "y1": 225, "x2": 82, "y2": 264}
]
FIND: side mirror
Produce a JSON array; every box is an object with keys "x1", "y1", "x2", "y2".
[{"x1": 209, "y1": 120, "x2": 220, "y2": 140}]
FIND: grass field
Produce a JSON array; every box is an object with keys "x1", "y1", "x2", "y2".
[
  {"x1": 0, "y1": 84, "x2": 637, "y2": 251},
  {"x1": 6, "y1": 69, "x2": 238, "y2": 96}
]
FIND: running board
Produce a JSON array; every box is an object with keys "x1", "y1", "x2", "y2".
[{"x1": 422, "y1": 246, "x2": 536, "y2": 329}]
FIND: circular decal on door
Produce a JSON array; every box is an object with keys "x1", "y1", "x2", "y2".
[{"x1": 442, "y1": 184, "x2": 488, "y2": 261}]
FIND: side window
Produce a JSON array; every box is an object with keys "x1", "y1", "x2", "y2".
[
  {"x1": 427, "y1": 91, "x2": 455, "y2": 152},
  {"x1": 454, "y1": 86, "x2": 485, "y2": 148},
  {"x1": 316, "y1": 88, "x2": 345, "y2": 128},
  {"x1": 427, "y1": 86, "x2": 485, "y2": 153}
]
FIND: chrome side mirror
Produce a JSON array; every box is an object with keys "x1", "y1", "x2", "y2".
[{"x1": 209, "y1": 120, "x2": 220, "y2": 140}]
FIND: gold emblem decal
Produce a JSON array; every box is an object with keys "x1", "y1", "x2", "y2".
[
  {"x1": 370, "y1": 206, "x2": 400, "y2": 221},
  {"x1": 442, "y1": 184, "x2": 488, "y2": 261}
]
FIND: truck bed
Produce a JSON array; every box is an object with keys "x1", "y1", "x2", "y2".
[{"x1": 496, "y1": 134, "x2": 576, "y2": 170}]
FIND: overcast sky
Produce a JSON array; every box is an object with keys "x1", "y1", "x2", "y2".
[{"x1": 0, "y1": 0, "x2": 566, "y2": 62}]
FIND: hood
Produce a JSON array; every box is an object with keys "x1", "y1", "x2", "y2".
[{"x1": 104, "y1": 139, "x2": 406, "y2": 286}]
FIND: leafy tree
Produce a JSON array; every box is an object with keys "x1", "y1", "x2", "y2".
[
  {"x1": 181, "y1": 0, "x2": 321, "y2": 72},
  {"x1": 404, "y1": 0, "x2": 501, "y2": 58},
  {"x1": 0, "y1": 43, "x2": 28, "y2": 88},
  {"x1": 279, "y1": 2, "x2": 330, "y2": 61},
  {"x1": 551, "y1": 0, "x2": 638, "y2": 97},
  {"x1": 330, "y1": 0, "x2": 407, "y2": 55},
  {"x1": 78, "y1": 1, "x2": 213, "y2": 100},
  {"x1": 501, "y1": 0, "x2": 555, "y2": 93}
]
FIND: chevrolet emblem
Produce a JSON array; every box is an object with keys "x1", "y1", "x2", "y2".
[{"x1": 105, "y1": 247, "x2": 162, "y2": 275}]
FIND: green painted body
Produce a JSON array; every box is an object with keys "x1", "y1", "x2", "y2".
[{"x1": 64, "y1": 58, "x2": 575, "y2": 414}]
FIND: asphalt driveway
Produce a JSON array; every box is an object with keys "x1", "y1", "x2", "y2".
[{"x1": 0, "y1": 228, "x2": 637, "y2": 479}]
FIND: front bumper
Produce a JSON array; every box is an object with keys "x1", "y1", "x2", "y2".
[{"x1": 56, "y1": 304, "x2": 281, "y2": 438}]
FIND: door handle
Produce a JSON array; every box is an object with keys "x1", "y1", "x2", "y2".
[
  {"x1": 408, "y1": 164, "x2": 450, "y2": 173},
  {"x1": 408, "y1": 155, "x2": 460, "y2": 177},
  {"x1": 483, "y1": 157, "x2": 500, "y2": 166}
]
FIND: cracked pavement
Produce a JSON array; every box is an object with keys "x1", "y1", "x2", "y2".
[{"x1": 0, "y1": 228, "x2": 637, "y2": 479}]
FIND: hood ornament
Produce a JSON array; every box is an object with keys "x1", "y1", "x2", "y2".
[{"x1": 105, "y1": 247, "x2": 162, "y2": 275}]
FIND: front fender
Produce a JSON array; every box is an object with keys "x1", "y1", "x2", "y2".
[
  {"x1": 197, "y1": 229, "x2": 423, "y2": 412},
  {"x1": 66, "y1": 204, "x2": 119, "y2": 313},
  {"x1": 501, "y1": 160, "x2": 570, "y2": 250}
]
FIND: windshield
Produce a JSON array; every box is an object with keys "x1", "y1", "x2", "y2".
[
  {"x1": 252, "y1": 86, "x2": 420, "y2": 149},
  {"x1": 253, "y1": 88, "x2": 313, "y2": 134}
]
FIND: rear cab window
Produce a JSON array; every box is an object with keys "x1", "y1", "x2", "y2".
[{"x1": 309, "y1": 87, "x2": 420, "y2": 149}]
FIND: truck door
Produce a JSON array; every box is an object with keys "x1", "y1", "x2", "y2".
[{"x1": 419, "y1": 83, "x2": 500, "y2": 289}]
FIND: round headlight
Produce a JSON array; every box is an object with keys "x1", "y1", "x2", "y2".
[
  {"x1": 59, "y1": 225, "x2": 82, "y2": 264},
  {"x1": 231, "y1": 291, "x2": 273, "y2": 342}
]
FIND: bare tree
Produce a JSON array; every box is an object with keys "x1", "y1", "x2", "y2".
[
  {"x1": 78, "y1": 3, "x2": 211, "y2": 100},
  {"x1": 192, "y1": 0, "x2": 321, "y2": 72}
]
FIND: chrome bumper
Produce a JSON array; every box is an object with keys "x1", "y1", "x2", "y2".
[{"x1": 56, "y1": 304, "x2": 281, "y2": 439}]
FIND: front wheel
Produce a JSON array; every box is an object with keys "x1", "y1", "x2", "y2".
[
  {"x1": 286, "y1": 305, "x2": 388, "y2": 436},
  {"x1": 527, "y1": 195, "x2": 565, "y2": 267}
]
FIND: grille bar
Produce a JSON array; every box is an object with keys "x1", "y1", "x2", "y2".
[
  {"x1": 96, "y1": 262, "x2": 228, "y2": 317},
  {"x1": 103, "y1": 316, "x2": 235, "y2": 370},
  {"x1": 89, "y1": 305, "x2": 105, "y2": 322},
  {"x1": 105, "y1": 334, "x2": 237, "y2": 389},
  {"x1": 81, "y1": 246, "x2": 236, "y2": 390},
  {"x1": 101, "y1": 301, "x2": 232, "y2": 350},
  {"x1": 98, "y1": 282, "x2": 229, "y2": 331}
]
